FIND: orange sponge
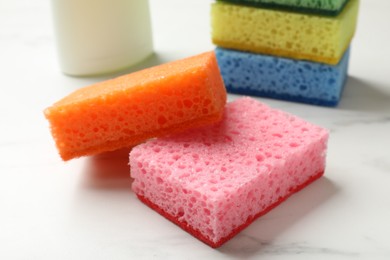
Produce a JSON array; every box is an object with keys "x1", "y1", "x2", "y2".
[{"x1": 44, "y1": 52, "x2": 227, "y2": 161}]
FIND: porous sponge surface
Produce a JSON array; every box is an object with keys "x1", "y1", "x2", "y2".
[
  {"x1": 44, "y1": 52, "x2": 227, "y2": 161},
  {"x1": 217, "y1": 0, "x2": 349, "y2": 16},
  {"x1": 211, "y1": 0, "x2": 359, "y2": 65},
  {"x1": 130, "y1": 97, "x2": 329, "y2": 247},
  {"x1": 216, "y1": 47, "x2": 350, "y2": 106}
]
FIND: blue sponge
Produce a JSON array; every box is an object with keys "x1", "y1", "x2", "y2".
[{"x1": 215, "y1": 47, "x2": 350, "y2": 106}]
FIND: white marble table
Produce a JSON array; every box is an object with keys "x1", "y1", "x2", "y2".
[{"x1": 1, "y1": 0, "x2": 390, "y2": 259}]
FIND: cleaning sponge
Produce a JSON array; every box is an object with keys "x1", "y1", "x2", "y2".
[
  {"x1": 211, "y1": 0, "x2": 359, "y2": 65},
  {"x1": 44, "y1": 52, "x2": 227, "y2": 161},
  {"x1": 217, "y1": 0, "x2": 349, "y2": 16},
  {"x1": 130, "y1": 97, "x2": 329, "y2": 248},
  {"x1": 216, "y1": 47, "x2": 350, "y2": 106}
]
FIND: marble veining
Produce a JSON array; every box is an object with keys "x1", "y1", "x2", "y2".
[
  {"x1": 332, "y1": 116, "x2": 390, "y2": 128},
  {"x1": 224, "y1": 234, "x2": 360, "y2": 257}
]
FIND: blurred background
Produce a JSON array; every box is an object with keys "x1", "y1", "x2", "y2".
[{"x1": 1, "y1": 0, "x2": 390, "y2": 259}]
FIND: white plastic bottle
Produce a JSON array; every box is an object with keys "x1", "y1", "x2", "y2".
[{"x1": 51, "y1": 0, "x2": 153, "y2": 76}]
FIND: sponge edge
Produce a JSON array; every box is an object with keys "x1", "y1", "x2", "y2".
[
  {"x1": 216, "y1": 0, "x2": 349, "y2": 16},
  {"x1": 211, "y1": 0, "x2": 359, "y2": 65},
  {"x1": 44, "y1": 51, "x2": 227, "y2": 161},
  {"x1": 131, "y1": 97, "x2": 329, "y2": 247},
  {"x1": 216, "y1": 47, "x2": 350, "y2": 107}
]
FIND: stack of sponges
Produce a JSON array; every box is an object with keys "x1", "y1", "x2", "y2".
[
  {"x1": 45, "y1": 52, "x2": 330, "y2": 248},
  {"x1": 211, "y1": 0, "x2": 359, "y2": 106}
]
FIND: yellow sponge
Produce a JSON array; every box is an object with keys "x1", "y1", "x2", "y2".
[{"x1": 211, "y1": 0, "x2": 359, "y2": 65}]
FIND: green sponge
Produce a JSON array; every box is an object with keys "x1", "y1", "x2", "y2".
[{"x1": 217, "y1": 0, "x2": 349, "y2": 16}]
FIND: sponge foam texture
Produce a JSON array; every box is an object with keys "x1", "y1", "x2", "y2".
[
  {"x1": 211, "y1": 0, "x2": 359, "y2": 65},
  {"x1": 130, "y1": 98, "x2": 329, "y2": 247},
  {"x1": 44, "y1": 52, "x2": 227, "y2": 160},
  {"x1": 217, "y1": 0, "x2": 349, "y2": 16},
  {"x1": 216, "y1": 47, "x2": 350, "y2": 107}
]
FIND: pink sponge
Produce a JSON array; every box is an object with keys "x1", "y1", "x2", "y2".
[{"x1": 130, "y1": 97, "x2": 329, "y2": 248}]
